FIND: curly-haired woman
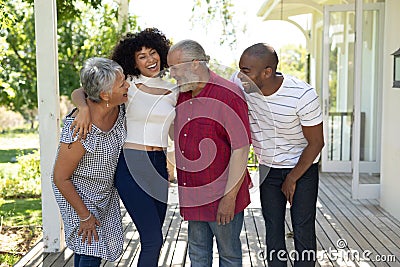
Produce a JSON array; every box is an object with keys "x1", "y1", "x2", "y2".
[{"x1": 71, "y1": 28, "x2": 177, "y2": 267}]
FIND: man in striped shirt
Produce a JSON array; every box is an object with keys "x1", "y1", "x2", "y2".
[{"x1": 234, "y1": 43, "x2": 324, "y2": 267}]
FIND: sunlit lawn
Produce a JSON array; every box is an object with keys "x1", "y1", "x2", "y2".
[
  {"x1": 0, "y1": 199, "x2": 42, "y2": 266},
  {"x1": 0, "y1": 131, "x2": 39, "y2": 150},
  {"x1": 0, "y1": 198, "x2": 42, "y2": 226},
  {"x1": 0, "y1": 130, "x2": 41, "y2": 265},
  {"x1": 0, "y1": 130, "x2": 39, "y2": 171},
  {"x1": 0, "y1": 149, "x2": 37, "y2": 163}
]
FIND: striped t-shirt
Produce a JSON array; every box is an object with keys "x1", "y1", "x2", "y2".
[{"x1": 233, "y1": 73, "x2": 322, "y2": 168}]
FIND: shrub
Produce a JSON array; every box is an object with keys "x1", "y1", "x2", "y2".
[
  {"x1": 17, "y1": 150, "x2": 41, "y2": 182},
  {"x1": 0, "y1": 150, "x2": 41, "y2": 199}
]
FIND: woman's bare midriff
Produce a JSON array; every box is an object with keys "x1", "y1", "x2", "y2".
[{"x1": 123, "y1": 142, "x2": 165, "y2": 151}]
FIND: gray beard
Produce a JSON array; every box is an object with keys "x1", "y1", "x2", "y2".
[{"x1": 179, "y1": 83, "x2": 197, "y2": 93}]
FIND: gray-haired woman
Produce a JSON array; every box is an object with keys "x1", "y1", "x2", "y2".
[{"x1": 52, "y1": 57, "x2": 129, "y2": 267}]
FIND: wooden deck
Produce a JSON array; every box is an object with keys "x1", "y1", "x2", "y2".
[{"x1": 14, "y1": 172, "x2": 400, "y2": 266}]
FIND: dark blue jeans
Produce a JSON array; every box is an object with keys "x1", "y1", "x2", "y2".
[
  {"x1": 115, "y1": 149, "x2": 169, "y2": 267},
  {"x1": 260, "y1": 163, "x2": 319, "y2": 267},
  {"x1": 188, "y1": 212, "x2": 244, "y2": 267},
  {"x1": 74, "y1": 253, "x2": 101, "y2": 267}
]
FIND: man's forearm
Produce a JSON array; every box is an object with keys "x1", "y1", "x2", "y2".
[
  {"x1": 225, "y1": 145, "x2": 250, "y2": 197},
  {"x1": 286, "y1": 142, "x2": 323, "y2": 182},
  {"x1": 71, "y1": 88, "x2": 88, "y2": 108}
]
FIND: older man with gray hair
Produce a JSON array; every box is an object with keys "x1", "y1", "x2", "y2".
[{"x1": 167, "y1": 40, "x2": 252, "y2": 267}]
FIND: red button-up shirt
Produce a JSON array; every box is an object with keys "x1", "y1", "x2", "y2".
[{"x1": 175, "y1": 71, "x2": 252, "y2": 221}]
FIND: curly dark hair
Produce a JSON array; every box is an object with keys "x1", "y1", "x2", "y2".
[{"x1": 110, "y1": 28, "x2": 171, "y2": 77}]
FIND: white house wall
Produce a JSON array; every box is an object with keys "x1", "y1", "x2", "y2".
[{"x1": 380, "y1": 0, "x2": 400, "y2": 222}]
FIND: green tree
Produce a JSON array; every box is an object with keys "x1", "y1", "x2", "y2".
[
  {"x1": 0, "y1": 1, "x2": 37, "y2": 127},
  {"x1": 278, "y1": 44, "x2": 308, "y2": 81},
  {"x1": 0, "y1": 0, "x2": 137, "y2": 125},
  {"x1": 0, "y1": 0, "x2": 14, "y2": 32},
  {"x1": 56, "y1": 1, "x2": 137, "y2": 96},
  {"x1": 22, "y1": 0, "x2": 102, "y2": 22},
  {"x1": 1, "y1": 0, "x2": 239, "y2": 124},
  {"x1": 191, "y1": 0, "x2": 236, "y2": 48}
]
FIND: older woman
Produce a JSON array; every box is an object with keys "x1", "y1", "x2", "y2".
[
  {"x1": 52, "y1": 57, "x2": 129, "y2": 267},
  {"x1": 71, "y1": 28, "x2": 176, "y2": 267}
]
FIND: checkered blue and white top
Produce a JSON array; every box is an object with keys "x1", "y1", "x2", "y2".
[{"x1": 52, "y1": 106, "x2": 126, "y2": 261}]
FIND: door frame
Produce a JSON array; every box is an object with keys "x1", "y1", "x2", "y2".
[
  {"x1": 321, "y1": 1, "x2": 384, "y2": 199},
  {"x1": 322, "y1": 3, "x2": 355, "y2": 173}
]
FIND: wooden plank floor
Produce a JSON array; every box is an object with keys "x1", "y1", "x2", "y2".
[{"x1": 14, "y1": 172, "x2": 400, "y2": 267}]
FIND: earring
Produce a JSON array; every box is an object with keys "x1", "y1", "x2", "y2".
[{"x1": 106, "y1": 101, "x2": 109, "y2": 108}]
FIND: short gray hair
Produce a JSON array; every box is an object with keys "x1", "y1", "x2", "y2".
[
  {"x1": 169, "y1": 39, "x2": 210, "y2": 64},
  {"x1": 80, "y1": 57, "x2": 124, "y2": 103}
]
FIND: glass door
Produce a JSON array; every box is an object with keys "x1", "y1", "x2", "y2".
[
  {"x1": 358, "y1": 4, "x2": 383, "y2": 174},
  {"x1": 322, "y1": 2, "x2": 384, "y2": 199},
  {"x1": 353, "y1": 1, "x2": 383, "y2": 199},
  {"x1": 322, "y1": 4, "x2": 355, "y2": 172}
]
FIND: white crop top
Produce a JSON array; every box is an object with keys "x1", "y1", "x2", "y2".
[{"x1": 125, "y1": 74, "x2": 177, "y2": 147}]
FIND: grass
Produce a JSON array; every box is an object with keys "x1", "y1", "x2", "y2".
[
  {"x1": 0, "y1": 198, "x2": 42, "y2": 226},
  {"x1": 0, "y1": 129, "x2": 39, "y2": 176},
  {"x1": 0, "y1": 149, "x2": 37, "y2": 163},
  {"x1": 0, "y1": 199, "x2": 43, "y2": 266},
  {"x1": 0, "y1": 128, "x2": 41, "y2": 266},
  {"x1": 0, "y1": 132, "x2": 39, "y2": 149}
]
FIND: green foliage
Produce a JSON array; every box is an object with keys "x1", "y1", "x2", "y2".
[
  {"x1": 0, "y1": 150, "x2": 41, "y2": 199},
  {"x1": 56, "y1": 2, "x2": 127, "y2": 96},
  {"x1": 0, "y1": 253, "x2": 18, "y2": 266},
  {"x1": 21, "y1": 0, "x2": 102, "y2": 22},
  {"x1": 0, "y1": 0, "x2": 14, "y2": 32},
  {"x1": 191, "y1": 0, "x2": 236, "y2": 47},
  {"x1": 0, "y1": 0, "x2": 137, "y2": 121},
  {"x1": 17, "y1": 149, "x2": 41, "y2": 181},
  {"x1": 208, "y1": 59, "x2": 237, "y2": 80},
  {"x1": 247, "y1": 146, "x2": 258, "y2": 172},
  {"x1": 56, "y1": 2, "x2": 137, "y2": 96},
  {"x1": 279, "y1": 44, "x2": 308, "y2": 81},
  {"x1": 0, "y1": 129, "x2": 41, "y2": 263},
  {"x1": 0, "y1": 1, "x2": 37, "y2": 124},
  {"x1": 0, "y1": 197, "x2": 42, "y2": 265}
]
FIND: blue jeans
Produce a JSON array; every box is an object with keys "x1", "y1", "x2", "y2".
[
  {"x1": 260, "y1": 163, "x2": 319, "y2": 267},
  {"x1": 188, "y1": 211, "x2": 244, "y2": 267},
  {"x1": 115, "y1": 150, "x2": 169, "y2": 267},
  {"x1": 74, "y1": 253, "x2": 101, "y2": 267}
]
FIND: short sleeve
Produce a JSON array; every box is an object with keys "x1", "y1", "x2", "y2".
[
  {"x1": 60, "y1": 118, "x2": 98, "y2": 153},
  {"x1": 60, "y1": 118, "x2": 79, "y2": 144},
  {"x1": 224, "y1": 96, "x2": 252, "y2": 150},
  {"x1": 296, "y1": 88, "x2": 323, "y2": 127}
]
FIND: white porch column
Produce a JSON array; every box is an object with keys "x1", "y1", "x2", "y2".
[
  {"x1": 117, "y1": 0, "x2": 130, "y2": 32},
  {"x1": 34, "y1": 0, "x2": 64, "y2": 252}
]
